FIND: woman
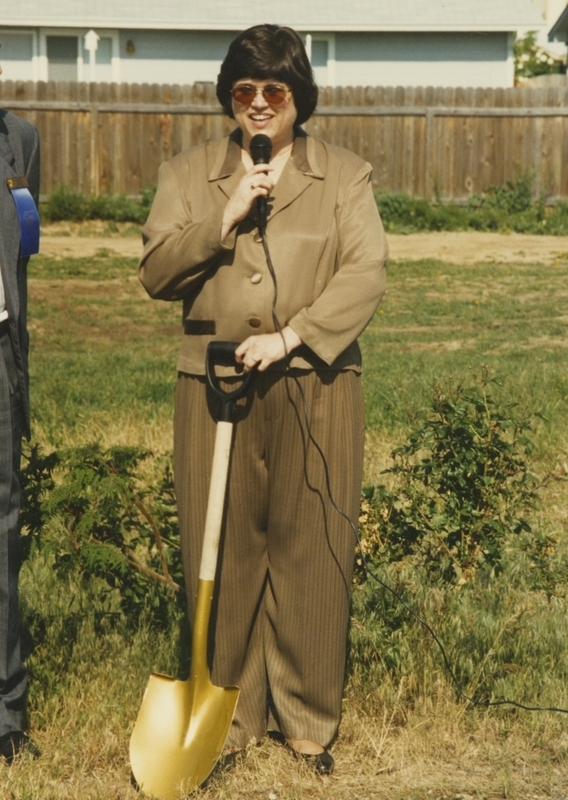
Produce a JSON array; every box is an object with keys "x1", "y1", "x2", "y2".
[{"x1": 139, "y1": 24, "x2": 388, "y2": 773}]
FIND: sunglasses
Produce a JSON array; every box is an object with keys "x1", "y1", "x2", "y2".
[{"x1": 231, "y1": 84, "x2": 290, "y2": 107}]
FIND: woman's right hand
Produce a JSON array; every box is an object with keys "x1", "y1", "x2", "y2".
[{"x1": 221, "y1": 163, "x2": 274, "y2": 240}]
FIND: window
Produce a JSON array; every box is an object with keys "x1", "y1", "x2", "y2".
[
  {"x1": 0, "y1": 33, "x2": 33, "y2": 62},
  {"x1": 95, "y1": 37, "x2": 113, "y2": 82},
  {"x1": 304, "y1": 34, "x2": 336, "y2": 87},
  {"x1": 311, "y1": 40, "x2": 329, "y2": 85},
  {"x1": 0, "y1": 31, "x2": 36, "y2": 80},
  {"x1": 39, "y1": 29, "x2": 119, "y2": 83},
  {"x1": 47, "y1": 36, "x2": 78, "y2": 82}
]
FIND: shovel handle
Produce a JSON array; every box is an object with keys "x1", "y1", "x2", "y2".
[
  {"x1": 206, "y1": 341, "x2": 255, "y2": 423},
  {"x1": 199, "y1": 419, "x2": 233, "y2": 582},
  {"x1": 199, "y1": 342, "x2": 255, "y2": 582}
]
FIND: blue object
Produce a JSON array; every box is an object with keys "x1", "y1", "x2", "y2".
[{"x1": 7, "y1": 177, "x2": 40, "y2": 258}]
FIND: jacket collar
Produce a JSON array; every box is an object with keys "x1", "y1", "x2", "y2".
[
  {"x1": 290, "y1": 128, "x2": 324, "y2": 179},
  {"x1": 207, "y1": 127, "x2": 324, "y2": 222},
  {"x1": 207, "y1": 127, "x2": 323, "y2": 182},
  {"x1": 208, "y1": 128, "x2": 243, "y2": 182}
]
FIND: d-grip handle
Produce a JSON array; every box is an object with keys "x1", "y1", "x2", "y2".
[{"x1": 206, "y1": 341, "x2": 255, "y2": 422}]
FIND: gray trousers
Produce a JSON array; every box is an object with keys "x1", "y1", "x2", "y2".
[
  {"x1": 174, "y1": 369, "x2": 364, "y2": 748},
  {"x1": 0, "y1": 326, "x2": 26, "y2": 736}
]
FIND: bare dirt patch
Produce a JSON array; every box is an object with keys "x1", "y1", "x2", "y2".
[
  {"x1": 388, "y1": 231, "x2": 568, "y2": 264},
  {"x1": 41, "y1": 221, "x2": 143, "y2": 259},
  {"x1": 40, "y1": 224, "x2": 568, "y2": 264}
]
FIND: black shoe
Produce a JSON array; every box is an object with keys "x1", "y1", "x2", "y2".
[
  {"x1": 0, "y1": 731, "x2": 41, "y2": 764},
  {"x1": 297, "y1": 748, "x2": 334, "y2": 776},
  {"x1": 282, "y1": 738, "x2": 334, "y2": 776}
]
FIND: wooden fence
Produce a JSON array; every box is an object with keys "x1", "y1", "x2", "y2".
[{"x1": 1, "y1": 80, "x2": 568, "y2": 201}]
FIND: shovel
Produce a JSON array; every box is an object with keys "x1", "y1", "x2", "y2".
[{"x1": 130, "y1": 342, "x2": 254, "y2": 799}]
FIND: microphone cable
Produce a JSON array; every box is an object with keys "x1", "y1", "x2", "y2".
[{"x1": 259, "y1": 225, "x2": 568, "y2": 717}]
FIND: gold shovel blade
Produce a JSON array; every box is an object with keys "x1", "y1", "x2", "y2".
[{"x1": 130, "y1": 672, "x2": 239, "y2": 799}]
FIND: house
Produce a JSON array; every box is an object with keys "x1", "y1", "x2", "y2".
[
  {"x1": 531, "y1": 0, "x2": 568, "y2": 60},
  {"x1": 549, "y1": 1, "x2": 568, "y2": 46},
  {"x1": 0, "y1": 0, "x2": 545, "y2": 88}
]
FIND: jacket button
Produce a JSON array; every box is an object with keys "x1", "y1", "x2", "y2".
[
  {"x1": 250, "y1": 272, "x2": 262, "y2": 284},
  {"x1": 248, "y1": 316, "x2": 261, "y2": 328}
]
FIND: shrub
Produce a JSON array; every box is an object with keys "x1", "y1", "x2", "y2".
[
  {"x1": 542, "y1": 201, "x2": 568, "y2": 235},
  {"x1": 43, "y1": 185, "x2": 89, "y2": 222},
  {"x1": 427, "y1": 203, "x2": 468, "y2": 231},
  {"x1": 87, "y1": 187, "x2": 156, "y2": 224},
  {"x1": 43, "y1": 185, "x2": 156, "y2": 224},
  {"x1": 375, "y1": 176, "x2": 568, "y2": 235},
  {"x1": 358, "y1": 370, "x2": 540, "y2": 586},
  {"x1": 20, "y1": 443, "x2": 183, "y2": 629},
  {"x1": 375, "y1": 192, "x2": 434, "y2": 233},
  {"x1": 469, "y1": 174, "x2": 535, "y2": 215}
]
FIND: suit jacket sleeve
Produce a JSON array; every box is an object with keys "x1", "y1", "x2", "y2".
[
  {"x1": 287, "y1": 162, "x2": 388, "y2": 366},
  {"x1": 139, "y1": 159, "x2": 237, "y2": 300}
]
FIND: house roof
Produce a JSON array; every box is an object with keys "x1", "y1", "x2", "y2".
[
  {"x1": 549, "y1": 4, "x2": 568, "y2": 41},
  {"x1": 0, "y1": 0, "x2": 545, "y2": 32}
]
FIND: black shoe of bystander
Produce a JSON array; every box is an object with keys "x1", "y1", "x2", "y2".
[{"x1": 0, "y1": 731, "x2": 41, "y2": 764}]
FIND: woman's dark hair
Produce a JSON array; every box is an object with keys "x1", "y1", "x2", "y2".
[{"x1": 216, "y1": 24, "x2": 318, "y2": 126}]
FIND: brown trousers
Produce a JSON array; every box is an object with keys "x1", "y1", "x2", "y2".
[{"x1": 174, "y1": 369, "x2": 365, "y2": 748}]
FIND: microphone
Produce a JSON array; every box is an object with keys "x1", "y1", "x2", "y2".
[{"x1": 249, "y1": 134, "x2": 272, "y2": 235}]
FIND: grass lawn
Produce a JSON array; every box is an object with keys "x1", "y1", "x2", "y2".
[{"x1": 3, "y1": 243, "x2": 568, "y2": 798}]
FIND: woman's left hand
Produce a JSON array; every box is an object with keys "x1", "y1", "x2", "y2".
[{"x1": 235, "y1": 327, "x2": 302, "y2": 372}]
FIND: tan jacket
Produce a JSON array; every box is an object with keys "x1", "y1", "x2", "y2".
[{"x1": 139, "y1": 129, "x2": 388, "y2": 375}]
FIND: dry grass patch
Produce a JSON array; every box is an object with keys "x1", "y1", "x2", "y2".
[{"x1": 5, "y1": 694, "x2": 567, "y2": 799}]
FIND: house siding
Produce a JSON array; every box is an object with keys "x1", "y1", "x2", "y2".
[
  {"x1": 117, "y1": 30, "x2": 233, "y2": 85},
  {"x1": 0, "y1": 0, "x2": 546, "y2": 31},
  {"x1": 334, "y1": 32, "x2": 511, "y2": 88},
  {"x1": 0, "y1": 27, "x2": 515, "y2": 88}
]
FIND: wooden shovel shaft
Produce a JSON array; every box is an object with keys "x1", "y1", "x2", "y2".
[
  {"x1": 199, "y1": 420, "x2": 234, "y2": 581},
  {"x1": 191, "y1": 419, "x2": 234, "y2": 679}
]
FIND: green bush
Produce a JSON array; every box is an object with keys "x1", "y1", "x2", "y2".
[
  {"x1": 375, "y1": 175, "x2": 568, "y2": 235},
  {"x1": 43, "y1": 185, "x2": 88, "y2": 222},
  {"x1": 427, "y1": 203, "x2": 469, "y2": 231},
  {"x1": 43, "y1": 185, "x2": 156, "y2": 224},
  {"x1": 375, "y1": 192, "x2": 434, "y2": 233},
  {"x1": 464, "y1": 206, "x2": 501, "y2": 231},
  {"x1": 350, "y1": 372, "x2": 567, "y2": 709},
  {"x1": 358, "y1": 371, "x2": 542, "y2": 586},
  {"x1": 542, "y1": 201, "x2": 568, "y2": 235},
  {"x1": 471, "y1": 174, "x2": 534, "y2": 214},
  {"x1": 20, "y1": 442, "x2": 184, "y2": 629}
]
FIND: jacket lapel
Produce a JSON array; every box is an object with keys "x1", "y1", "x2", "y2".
[
  {"x1": 267, "y1": 163, "x2": 312, "y2": 220},
  {"x1": 215, "y1": 166, "x2": 246, "y2": 203},
  {"x1": 205, "y1": 127, "x2": 325, "y2": 225},
  {"x1": 263, "y1": 131, "x2": 324, "y2": 223},
  {"x1": 208, "y1": 130, "x2": 247, "y2": 203}
]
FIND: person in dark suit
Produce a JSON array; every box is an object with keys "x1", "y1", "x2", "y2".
[{"x1": 0, "y1": 54, "x2": 40, "y2": 762}]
